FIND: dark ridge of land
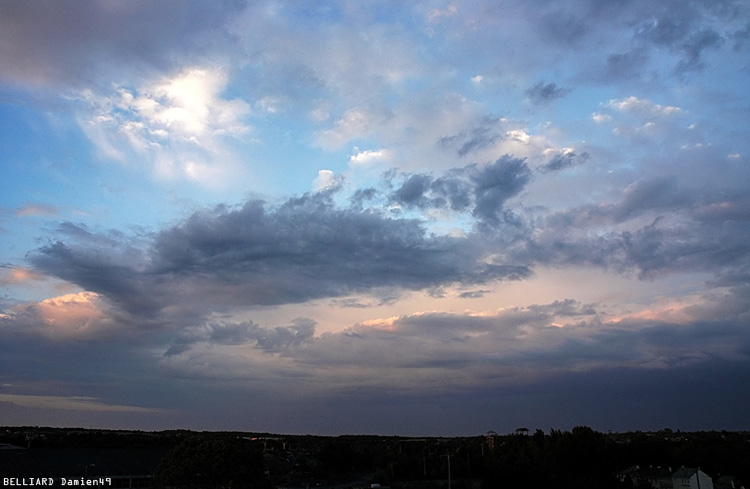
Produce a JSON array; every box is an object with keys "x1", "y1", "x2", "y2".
[{"x1": 2, "y1": 427, "x2": 749, "y2": 488}]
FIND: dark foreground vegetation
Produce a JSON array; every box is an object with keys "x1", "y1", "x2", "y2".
[{"x1": 2, "y1": 426, "x2": 749, "y2": 489}]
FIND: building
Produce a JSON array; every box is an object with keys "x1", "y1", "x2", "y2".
[
  {"x1": 672, "y1": 467, "x2": 714, "y2": 489},
  {"x1": 618, "y1": 465, "x2": 673, "y2": 489},
  {"x1": 715, "y1": 475, "x2": 744, "y2": 489},
  {"x1": 485, "y1": 430, "x2": 498, "y2": 449}
]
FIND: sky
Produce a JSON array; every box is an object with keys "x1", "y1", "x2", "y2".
[{"x1": 1, "y1": 0, "x2": 749, "y2": 436}]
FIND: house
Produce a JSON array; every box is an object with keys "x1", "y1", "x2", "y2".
[
  {"x1": 618, "y1": 465, "x2": 673, "y2": 489},
  {"x1": 715, "y1": 475, "x2": 744, "y2": 489},
  {"x1": 485, "y1": 430, "x2": 498, "y2": 449},
  {"x1": 672, "y1": 467, "x2": 714, "y2": 489}
]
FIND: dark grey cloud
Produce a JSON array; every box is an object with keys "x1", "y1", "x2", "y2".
[
  {"x1": 513, "y1": 167, "x2": 750, "y2": 281},
  {"x1": 539, "y1": 151, "x2": 589, "y2": 172},
  {"x1": 527, "y1": 210, "x2": 750, "y2": 280},
  {"x1": 0, "y1": 0, "x2": 242, "y2": 88},
  {"x1": 677, "y1": 28, "x2": 725, "y2": 72},
  {"x1": 611, "y1": 177, "x2": 695, "y2": 222},
  {"x1": 165, "y1": 318, "x2": 316, "y2": 356},
  {"x1": 31, "y1": 157, "x2": 749, "y2": 324},
  {"x1": 388, "y1": 157, "x2": 531, "y2": 228},
  {"x1": 430, "y1": 174, "x2": 473, "y2": 211},
  {"x1": 457, "y1": 289, "x2": 491, "y2": 299},
  {"x1": 526, "y1": 298, "x2": 599, "y2": 317},
  {"x1": 730, "y1": 22, "x2": 750, "y2": 49},
  {"x1": 350, "y1": 187, "x2": 379, "y2": 209},
  {"x1": 30, "y1": 239, "x2": 159, "y2": 316},
  {"x1": 498, "y1": 0, "x2": 744, "y2": 83},
  {"x1": 604, "y1": 48, "x2": 651, "y2": 81},
  {"x1": 639, "y1": 14, "x2": 696, "y2": 47},
  {"x1": 525, "y1": 82, "x2": 570, "y2": 105},
  {"x1": 389, "y1": 172, "x2": 472, "y2": 212},
  {"x1": 437, "y1": 115, "x2": 505, "y2": 157},
  {"x1": 470, "y1": 156, "x2": 531, "y2": 226},
  {"x1": 393, "y1": 174, "x2": 433, "y2": 207},
  {"x1": 536, "y1": 8, "x2": 591, "y2": 46},
  {"x1": 30, "y1": 190, "x2": 531, "y2": 320},
  {"x1": 636, "y1": 7, "x2": 728, "y2": 74},
  {"x1": 269, "y1": 291, "x2": 750, "y2": 393}
]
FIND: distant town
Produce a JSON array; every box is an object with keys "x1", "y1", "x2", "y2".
[{"x1": 1, "y1": 426, "x2": 748, "y2": 489}]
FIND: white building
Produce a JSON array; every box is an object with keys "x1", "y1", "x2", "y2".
[{"x1": 672, "y1": 467, "x2": 714, "y2": 489}]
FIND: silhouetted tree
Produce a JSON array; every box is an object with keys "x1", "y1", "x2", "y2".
[{"x1": 155, "y1": 435, "x2": 271, "y2": 489}]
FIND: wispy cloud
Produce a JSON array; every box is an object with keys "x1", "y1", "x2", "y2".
[{"x1": 0, "y1": 393, "x2": 164, "y2": 413}]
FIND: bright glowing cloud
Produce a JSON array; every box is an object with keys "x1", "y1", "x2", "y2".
[
  {"x1": 349, "y1": 147, "x2": 392, "y2": 165},
  {"x1": 76, "y1": 67, "x2": 251, "y2": 186},
  {"x1": 36, "y1": 291, "x2": 104, "y2": 333},
  {"x1": 313, "y1": 169, "x2": 340, "y2": 191}
]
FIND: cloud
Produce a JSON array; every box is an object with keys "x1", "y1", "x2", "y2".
[
  {"x1": 525, "y1": 82, "x2": 570, "y2": 105},
  {"x1": 539, "y1": 150, "x2": 589, "y2": 173},
  {"x1": 165, "y1": 318, "x2": 316, "y2": 356},
  {"x1": 314, "y1": 107, "x2": 391, "y2": 151},
  {"x1": 349, "y1": 148, "x2": 392, "y2": 165},
  {"x1": 29, "y1": 191, "x2": 532, "y2": 322},
  {"x1": 604, "y1": 48, "x2": 651, "y2": 81},
  {"x1": 28, "y1": 147, "x2": 749, "y2": 328},
  {"x1": 247, "y1": 292, "x2": 750, "y2": 392},
  {"x1": 437, "y1": 115, "x2": 507, "y2": 158},
  {"x1": 0, "y1": 1, "x2": 241, "y2": 88},
  {"x1": 0, "y1": 267, "x2": 43, "y2": 286},
  {"x1": 457, "y1": 289, "x2": 491, "y2": 299},
  {"x1": 2, "y1": 0, "x2": 748, "y2": 433},
  {"x1": 527, "y1": 202, "x2": 750, "y2": 281},
  {"x1": 0, "y1": 393, "x2": 163, "y2": 413},
  {"x1": 388, "y1": 156, "x2": 531, "y2": 226},
  {"x1": 116, "y1": 68, "x2": 250, "y2": 144},
  {"x1": 15, "y1": 203, "x2": 60, "y2": 218},
  {"x1": 0, "y1": 291, "x2": 134, "y2": 341},
  {"x1": 392, "y1": 174, "x2": 434, "y2": 207},
  {"x1": 428, "y1": 5, "x2": 458, "y2": 22},
  {"x1": 313, "y1": 169, "x2": 342, "y2": 191},
  {"x1": 637, "y1": 12, "x2": 726, "y2": 73},
  {"x1": 77, "y1": 67, "x2": 251, "y2": 184},
  {"x1": 606, "y1": 96, "x2": 681, "y2": 118},
  {"x1": 470, "y1": 157, "x2": 532, "y2": 226}
]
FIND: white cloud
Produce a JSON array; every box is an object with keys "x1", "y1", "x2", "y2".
[
  {"x1": 77, "y1": 67, "x2": 251, "y2": 186},
  {"x1": 349, "y1": 148, "x2": 392, "y2": 166},
  {"x1": 117, "y1": 68, "x2": 251, "y2": 146},
  {"x1": 255, "y1": 95, "x2": 287, "y2": 114},
  {"x1": 428, "y1": 4, "x2": 458, "y2": 22},
  {"x1": 314, "y1": 107, "x2": 388, "y2": 151},
  {"x1": 591, "y1": 112, "x2": 612, "y2": 123},
  {"x1": 606, "y1": 96, "x2": 681, "y2": 119},
  {"x1": 313, "y1": 169, "x2": 340, "y2": 191}
]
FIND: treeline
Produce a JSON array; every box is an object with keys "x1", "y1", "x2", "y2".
[
  {"x1": 269, "y1": 428, "x2": 750, "y2": 489},
  {"x1": 480, "y1": 427, "x2": 750, "y2": 488},
  {"x1": 2, "y1": 427, "x2": 749, "y2": 488},
  {"x1": 0, "y1": 426, "x2": 186, "y2": 449}
]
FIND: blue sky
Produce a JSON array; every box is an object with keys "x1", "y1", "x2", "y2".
[{"x1": 1, "y1": 0, "x2": 749, "y2": 435}]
